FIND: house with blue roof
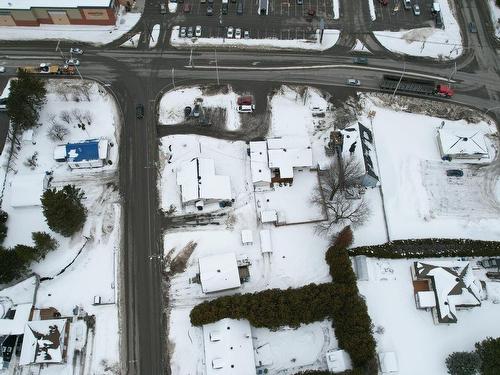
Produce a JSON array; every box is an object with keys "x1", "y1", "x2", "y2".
[{"x1": 53, "y1": 139, "x2": 109, "y2": 169}]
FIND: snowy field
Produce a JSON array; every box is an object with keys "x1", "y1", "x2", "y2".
[
  {"x1": 159, "y1": 86, "x2": 242, "y2": 130},
  {"x1": 488, "y1": 0, "x2": 500, "y2": 39},
  {"x1": 360, "y1": 95, "x2": 500, "y2": 240},
  {"x1": 0, "y1": 79, "x2": 121, "y2": 374},
  {"x1": 170, "y1": 26, "x2": 340, "y2": 51},
  {"x1": 0, "y1": 7, "x2": 140, "y2": 45},
  {"x1": 359, "y1": 257, "x2": 500, "y2": 375},
  {"x1": 374, "y1": 0, "x2": 463, "y2": 59}
]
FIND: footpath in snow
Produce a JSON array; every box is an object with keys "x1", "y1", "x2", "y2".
[
  {"x1": 373, "y1": 0, "x2": 463, "y2": 59},
  {"x1": 0, "y1": 7, "x2": 140, "y2": 44},
  {"x1": 170, "y1": 26, "x2": 340, "y2": 51}
]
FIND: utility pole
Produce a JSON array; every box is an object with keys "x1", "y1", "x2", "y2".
[
  {"x1": 214, "y1": 49, "x2": 220, "y2": 85},
  {"x1": 392, "y1": 60, "x2": 406, "y2": 99}
]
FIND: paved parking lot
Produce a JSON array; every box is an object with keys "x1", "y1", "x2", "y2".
[{"x1": 371, "y1": 0, "x2": 437, "y2": 30}]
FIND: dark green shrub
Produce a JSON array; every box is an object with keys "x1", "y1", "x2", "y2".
[
  {"x1": 0, "y1": 210, "x2": 8, "y2": 244},
  {"x1": 445, "y1": 351, "x2": 481, "y2": 375},
  {"x1": 32, "y1": 231, "x2": 59, "y2": 260},
  {"x1": 475, "y1": 337, "x2": 500, "y2": 375}
]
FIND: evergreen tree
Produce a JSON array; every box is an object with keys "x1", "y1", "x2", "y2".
[
  {"x1": 32, "y1": 231, "x2": 59, "y2": 260},
  {"x1": 445, "y1": 351, "x2": 481, "y2": 375},
  {"x1": 0, "y1": 210, "x2": 8, "y2": 244},
  {"x1": 6, "y1": 69, "x2": 47, "y2": 130},
  {"x1": 0, "y1": 246, "x2": 30, "y2": 283},
  {"x1": 475, "y1": 337, "x2": 500, "y2": 375},
  {"x1": 41, "y1": 185, "x2": 86, "y2": 237}
]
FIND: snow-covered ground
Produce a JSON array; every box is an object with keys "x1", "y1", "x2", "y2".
[
  {"x1": 359, "y1": 257, "x2": 500, "y2": 375},
  {"x1": 333, "y1": 0, "x2": 340, "y2": 19},
  {"x1": 368, "y1": 0, "x2": 376, "y2": 21},
  {"x1": 373, "y1": 0, "x2": 463, "y2": 59},
  {"x1": 360, "y1": 95, "x2": 499, "y2": 240},
  {"x1": 150, "y1": 24, "x2": 161, "y2": 48},
  {"x1": 0, "y1": 7, "x2": 140, "y2": 45},
  {"x1": 120, "y1": 32, "x2": 141, "y2": 48},
  {"x1": 159, "y1": 86, "x2": 242, "y2": 130},
  {"x1": 170, "y1": 26, "x2": 340, "y2": 51},
  {"x1": 0, "y1": 79, "x2": 121, "y2": 374},
  {"x1": 351, "y1": 39, "x2": 371, "y2": 53},
  {"x1": 487, "y1": 0, "x2": 500, "y2": 39}
]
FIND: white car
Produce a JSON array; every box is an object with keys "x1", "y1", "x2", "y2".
[
  {"x1": 235, "y1": 28, "x2": 242, "y2": 39},
  {"x1": 70, "y1": 47, "x2": 83, "y2": 55},
  {"x1": 0, "y1": 66, "x2": 5, "y2": 73},
  {"x1": 65, "y1": 59, "x2": 80, "y2": 66},
  {"x1": 347, "y1": 79, "x2": 361, "y2": 86},
  {"x1": 195, "y1": 25, "x2": 202, "y2": 37},
  {"x1": 227, "y1": 26, "x2": 234, "y2": 38},
  {"x1": 244, "y1": 30, "x2": 250, "y2": 39}
]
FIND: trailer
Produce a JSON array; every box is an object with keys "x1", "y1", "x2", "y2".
[
  {"x1": 380, "y1": 75, "x2": 454, "y2": 97},
  {"x1": 17, "y1": 63, "x2": 75, "y2": 75}
]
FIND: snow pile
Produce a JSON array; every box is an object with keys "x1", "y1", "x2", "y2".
[
  {"x1": 487, "y1": 0, "x2": 500, "y2": 39},
  {"x1": 368, "y1": 0, "x2": 376, "y2": 21},
  {"x1": 333, "y1": 0, "x2": 340, "y2": 19},
  {"x1": 120, "y1": 32, "x2": 141, "y2": 48},
  {"x1": 0, "y1": 7, "x2": 140, "y2": 45},
  {"x1": 351, "y1": 39, "x2": 371, "y2": 53},
  {"x1": 150, "y1": 24, "x2": 160, "y2": 48},
  {"x1": 374, "y1": 0, "x2": 463, "y2": 59},
  {"x1": 359, "y1": 95, "x2": 499, "y2": 240},
  {"x1": 159, "y1": 86, "x2": 241, "y2": 130},
  {"x1": 359, "y1": 258, "x2": 500, "y2": 375},
  {"x1": 170, "y1": 26, "x2": 340, "y2": 51}
]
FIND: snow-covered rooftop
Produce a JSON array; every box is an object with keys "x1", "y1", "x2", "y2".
[
  {"x1": 326, "y1": 349, "x2": 352, "y2": 373},
  {"x1": 20, "y1": 319, "x2": 67, "y2": 365},
  {"x1": 0, "y1": 0, "x2": 113, "y2": 10},
  {"x1": 0, "y1": 303, "x2": 32, "y2": 336},
  {"x1": 177, "y1": 158, "x2": 231, "y2": 204},
  {"x1": 249, "y1": 141, "x2": 271, "y2": 185},
  {"x1": 10, "y1": 173, "x2": 47, "y2": 208},
  {"x1": 260, "y1": 210, "x2": 277, "y2": 223},
  {"x1": 198, "y1": 253, "x2": 241, "y2": 293},
  {"x1": 267, "y1": 137, "x2": 313, "y2": 179},
  {"x1": 414, "y1": 261, "x2": 482, "y2": 323},
  {"x1": 241, "y1": 230, "x2": 253, "y2": 245},
  {"x1": 437, "y1": 126, "x2": 489, "y2": 159},
  {"x1": 202, "y1": 318, "x2": 256, "y2": 375},
  {"x1": 259, "y1": 230, "x2": 273, "y2": 253},
  {"x1": 378, "y1": 351, "x2": 398, "y2": 373},
  {"x1": 416, "y1": 291, "x2": 436, "y2": 308}
]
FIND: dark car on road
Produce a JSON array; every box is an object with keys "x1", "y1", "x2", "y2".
[
  {"x1": 469, "y1": 22, "x2": 478, "y2": 33},
  {"x1": 353, "y1": 57, "x2": 368, "y2": 64},
  {"x1": 206, "y1": 4, "x2": 213, "y2": 15},
  {"x1": 136, "y1": 104, "x2": 144, "y2": 119},
  {"x1": 446, "y1": 169, "x2": 463, "y2": 177}
]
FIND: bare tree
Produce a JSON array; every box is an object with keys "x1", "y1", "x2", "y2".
[
  {"x1": 82, "y1": 110, "x2": 93, "y2": 126},
  {"x1": 71, "y1": 108, "x2": 83, "y2": 124},
  {"x1": 47, "y1": 124, "x2": 69, "y2": 141},
  {"x1": 312, "y1": 157, "x2": 370, "y2": 237},
  {"x1": 77, "y1": 85, "x2": 92, "y2": 101},
  {"x1": 59, "y1": 110, "x2": 72, "y2": 124}
]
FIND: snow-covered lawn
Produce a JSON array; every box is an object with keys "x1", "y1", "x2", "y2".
[
  {"x1": 150, "y1": 24, "x2": 161, "y2": 48},
  {"x1": 170, "y1": 26, "x2": 340, "y2": 51},
  {"x1": 488, "y1": 0, "x2": 500, "y2": 39},
  {"x1": 351, "y1": 39, "x2": 371, "y2": 53},
  {"x1": 360, "y1": 95, "x2": 499, "y2": 240},
  {"x1": 0, "y1": 79, "x2": 121, "y2": 374},
  {"x1": 373, "y1": 0, "x2": 463, "y2": 59},
  {"x1": 159, "y1": 86, "x2": 242, "y2": 130},
  {"x1": 120, "y1": 32, "x2": 141, "y2": 48},
  {"x1": 0, "y1": 7, "x2": 140, "y2": 45},
  {"x1": 359, "y1": 257, "x2": 500, "y2": 375}
]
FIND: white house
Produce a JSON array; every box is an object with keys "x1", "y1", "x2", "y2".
[
  {"x1": 19, "y1": 319, "x2": 68, "y2": 365},
  {"x1": 259, "y1": 230, "x2": 273, "y2": 254},
  {"x1": 267, "y1": 137, "x2": 313, "y2": 180},
  {"x1": 198, "y1": 253, "x2": 241, "y2": 293},
  {"x1": 437, "y1": 126, "x2": 489, "y2": 160},
  {"x1": 249, "y1": 141, "x2": 272, "y2": 188},
  {"x1": 202, "y1": 318, "x2": 256, "y2": 375},
  {"x1": 177, "y1": 157, "x2": 231, "y2": 208},
  {"x1": 54, "y1": 139, "x2": 109, "y2": 169},
  {"x1": 326, "y1": 349, "x2": 352, "y2": 373}
]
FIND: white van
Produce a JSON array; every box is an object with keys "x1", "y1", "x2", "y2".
[{"x1": 237, "y1": 104, "x2": 255, "y2": 113}]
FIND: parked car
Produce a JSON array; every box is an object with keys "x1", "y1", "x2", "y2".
[
  {"x1": 403, "y1": 0, "x2": 411, "y2": 9},
  {"x1": 227, "y1": 26, "x2": 234, "y2": 38},
  {"x1": 479, "y1": 258, "x2": 500, "y2": 269},
  {"x1": 446, "y1": 169, "x2": 463, "y2": 177},
  {"x1": 347, "y1": 79, "x2": 361, "y2": 86},
  {"x1": 180, "y1": 26, "x2": 187, "y2": 37},
  {"x1": 206, "y1": 4, "x2": 213, "y2": 15},
  {"x1": 297, "y1": 0, "x2": 303, "y2": 4},
  {"x1": 435, "y1": 13, "x2": 443, "y2": 28},
  {"x1": 236, "y1": 1, "x2": 243, "y2": 15},
  {"x1": 412, "y1": 4, "x2": 420, "y2": 15},
  {"x1": 136, "y1": 104, "x2": 144, "y2": 119},
  {"x1": 378, "y1": 0, "x2": 388, "y2": 5},
  {"x1": 222, "y1": 3, "x2": 228, "y2": 14},
  {"x1": 200, "y1": 0, "x2": 206, "y2": 3},
  {"x1": 65, "y1": 58, "x2": 80, "y2": 66},
  {"x1": 187, "y1": 26, "x2": 194, "y2": 38},
  {"x1": 160, "y1": 3, "x2": 167, "y2": 13},
  {"x1": 184, "y1": 106, "x2": 192, "y2": 118},
  {"x1": 235, "y1": 28, "x2": 242, "y2": 39},
  {"x1": 0, "y1": 66, "x2": 5, "y2": 73},
  {"x1": 195, "y1": 25, "x2": 202, "y2": 37},
  {"x1": 183, "y1": 3, "x2": 192, "y2": 12},
  {"x1": 70, "y1": 47, "x2": 83, "y2": 55},
  {"x1": 192, "y1": 103, "x2": 201, "y2": 117},
  {"x1": 244, "y1": 30, "x2": 250, "y2": 39},
  {"x1": 469, "y1": 22, "x2": 478, "y2": 33}
]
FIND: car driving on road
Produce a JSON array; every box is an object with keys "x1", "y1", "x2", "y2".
[
  {"x1": 235, "y1": 28, "x2": 242, "y2": 39},
  {"x1": 136, "y1": 104, "x2": 144, "y2": 119},
  {"x1": 70, "y1": 48, "x2": 83, "y2": 55},
  {"x1": 195, "y1": 25, "x2": 202, "y2": 37},
  {"x1": 65, "y1": 59, "x2": 80, "y2": 66},
  {"x1": 347, "y1": 79, "x2": 361, "y2": 86}
]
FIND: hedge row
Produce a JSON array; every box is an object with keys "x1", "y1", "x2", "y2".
[
  {"x1": 190, "y1": 283, "x2": 336, "y2": 330},
  {"x1": 349, "y1": 238, "x2": 500, "y2": 259},
  {"x1": 326, "y1": 227, "x2": 377, "y2": 373}
]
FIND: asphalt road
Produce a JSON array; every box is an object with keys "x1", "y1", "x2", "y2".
[{"x1": 0, "y1": 1, "x2": 498, "y2": 374}]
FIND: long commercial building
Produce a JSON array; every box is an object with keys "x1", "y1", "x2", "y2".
[{"x1": 0, "y1": 0, "x2": 121, "y2": 26}]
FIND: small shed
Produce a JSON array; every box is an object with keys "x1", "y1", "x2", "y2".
[
  {"x1": 326, "y1": 349, "x2": 352, "y2": 373},
  {"x1": 260, "y1": 210, "x2": 277, "y2": 224},
  {"x1": 354, "y1": 255, "x2": 369, "y2": 281},
  {"x1": 259, "y1": 230, "x2": 273, "y2": 254},
  {"x1": 54, "y1": 139, "x2": 109, "y2": 169},
  {"x1": 378, "y1": 351, "x2": 399, "y2": 373},
  {"x1": 198, "y1": 253, "x2": 241, "y2": 294},
  {"x1": 241, "y1": 230, "x2": 253, "y2": 245}
]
